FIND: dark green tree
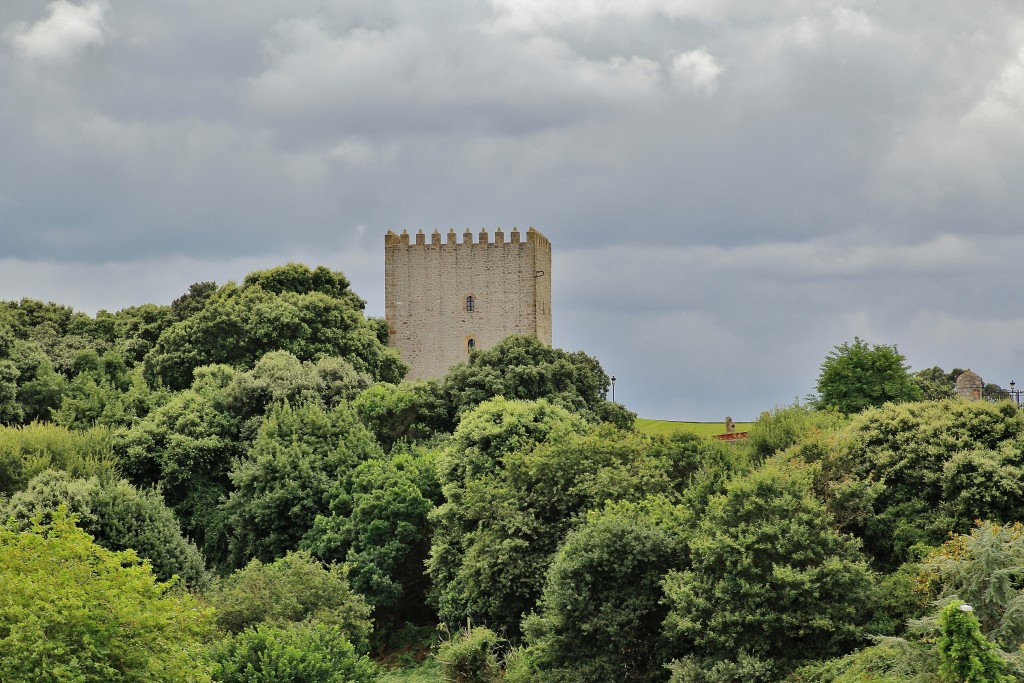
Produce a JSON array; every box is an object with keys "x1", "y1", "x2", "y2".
[
  {"x1": 815, "y1": 337, "x2": 922, "y2": 414},
  {"x1": 304, "y1": 453, "x2": 437, "y2": 631},
  {"x1": 352, "y1": 380, "x2": 452, "y2": 450},
  {"x1": 441, "y1": 334, "x2": 627, "y2": 425},
  {"x1": 144, "y1": 264, "x2": 405, "y2": 390},
  {"x1": 222, "y1": 401, "x2": 383, "y2": 567},
  {"x1": 515, "y1": 499, "x2": 691, "y2": 683},
  {"x1": 118, "y1": 364, "x2": 241, "y2": 556},
  {"x1": 662, "y1": 457, "x2": 875, "y2": 677}
]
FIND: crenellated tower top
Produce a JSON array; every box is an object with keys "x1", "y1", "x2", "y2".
[{"x1": 384, "y1": 227, "x2": 545, "y2": 248}]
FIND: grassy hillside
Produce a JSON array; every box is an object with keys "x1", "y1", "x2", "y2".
[{"x1": 635, "y1": 418, "x2": 755, "y2": 438}]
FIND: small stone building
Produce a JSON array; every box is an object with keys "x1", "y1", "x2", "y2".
[
  {"x1": 384, "y1": 227, "x2": 552, "y2": 379},
  {"x1": 955, "y1": 370, "x2": 984, "y2": 401}
]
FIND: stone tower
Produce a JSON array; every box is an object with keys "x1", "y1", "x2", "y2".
[
  {"x1": 384, "y1": 227, "x2": 552, "y2": 379},
  {"x1": 955, "y1": 370, "x2": 984, "y2": 401}
]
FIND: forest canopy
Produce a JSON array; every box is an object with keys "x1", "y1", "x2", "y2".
[{"x1": 2, "y1": 267, "x2": 1023, "y2": 682}]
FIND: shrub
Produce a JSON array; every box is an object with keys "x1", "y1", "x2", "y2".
[
  {"x1": 436, "y1": 626, "x2": 503, "y2": 683},
  {"x1": 210, "y1": 623, "x2": 377, "y2": 683}
]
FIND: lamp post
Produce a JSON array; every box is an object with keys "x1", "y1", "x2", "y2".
[
  {"x1": 611, "y1": 376, "x2": 616, "y2": 403},
  {"x1": 1012, "y1": 380, "x2": 1020, "y2": 408}
]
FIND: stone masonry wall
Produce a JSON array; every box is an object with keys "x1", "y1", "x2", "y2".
[{"x1": 384, "y1": 227, "x2": 552, "y2": 379}]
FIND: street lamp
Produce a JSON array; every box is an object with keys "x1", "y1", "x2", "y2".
[{"x1": 611, "y1": 376, "x2": 616, "y2": 403}]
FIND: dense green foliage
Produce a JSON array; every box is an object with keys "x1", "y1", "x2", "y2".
[
  {"x1": 2, "y1": 469, "x2": 208, "y2": 587},
  {"x1": 436, "y1": 626, "x2": 504, "y2": 683},
  {"x1": 206, "y1": 551, "x2": 372, "y2": 652},
  {"x1": 8, "y1": 266, "x2": 1024, "y2": 682},
  {"x1": 517, "y1": 500, "x2": 690, "y2": 682},
  {"x1": 210, "y1": 623, "x2": 377, "y2": 683},
  {"x1": 144, "y1": 264, "x2": 405, "y2": 390},
  {"x1": 222, "y1": 401, "x2": 383, "y2": 567},
  {"x1": 663, "y1": 458, "x2": 875, "y2": 678},
  {"x1": 816, "y1": 337, "x2": 922, "y2": 414},
  {"x1": 442, "y1": 334, "x2": 631, "y2": 426},
  {"x1": 0, "y1": 509, "x2": 214, "y2": 682}
]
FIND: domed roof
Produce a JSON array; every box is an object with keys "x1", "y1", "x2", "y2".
[{"x1": 955, "y1": 370, "x2": 984, "y2": 389}]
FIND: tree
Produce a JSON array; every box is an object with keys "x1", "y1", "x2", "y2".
[
  {"x1": 222, "y1": 401, "x2": 383, "y2": 567},
  {"x1": 515, "y1": 499, "x2": 691, "y2": 683},
  {"x1": 304, "y1": 453, "x2": 437, "y2": 631},
  {"x1": 843, "y1": 399, "x2": 1024, "y2": 568},
  {"x1": 353, "y1": 380, "x2": 452, "y2": 450},
  {"x1": 662, "y1": 457, "x2": 875, "y2": 677},
  {"x1": 441, "y1": 335, "x2": 627, "y2": 425},
  {"x1": 3, "y1": 470, "x2": 208, "y2": 587},
  {"x1": 144, "y1": 264, "x2": 405, "y2": 390},
  {"x1": 205, "y1": 550, "x2": 372, "y2": 653},
  {"x1": 428, "y1": 398, "x2": 591, "y2": 631},
  {"x1": 118, "y1": 365, "x2": 242, "y2": 556},
  {"x1": 815, "y1": 337, "x2": 922, "y2": 414},
  {"x1": 427, "y1": 399, "x2": 716, "y2": 639},
  {"x1": 937, "y1": 602, "x2": 1012, "y2": 683},
  {"x1": 0, "y1": 422, "x2": 117, "y2": 498},
  {"x1": 0, "y1": 509, "x2": 214, "y2": 682},
  {"x1": 223, "y1": 350, "x2": 373, "y2": 436},
  {"x1": 914, "y1": 365, "x2": 959, "y2": 401}
]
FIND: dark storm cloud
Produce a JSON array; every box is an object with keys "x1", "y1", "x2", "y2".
[{"x1": 2, "y1": 0, "x2": 1024, "y2": 419}]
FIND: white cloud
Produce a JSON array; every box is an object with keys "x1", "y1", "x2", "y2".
[
  {"x1": 11, "y1": 0, "x2": 110, "y2": 62},
  {"x1": 670, "y1": 48, "x2": 723, "y2": 93},
  {"x1": 247, "y1": 17, "x2": 663, "y2": 128},
  {"x1": 485, "y1": 0, "x2": 727, "y2": 33}
]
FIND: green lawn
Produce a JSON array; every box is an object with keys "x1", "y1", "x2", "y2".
[
  {"x1": 376, "y1": 660, "x2": 444, "y2": 683},
  {"x1": 635, "y1": 418, "x2": 755, "y2": 438}
]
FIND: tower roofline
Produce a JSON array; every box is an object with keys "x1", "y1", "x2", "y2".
[{"x1": 385, "y1": 227, "x2": 547, "y2": 248}]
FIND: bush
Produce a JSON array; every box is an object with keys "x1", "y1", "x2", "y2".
[
  {"x1": 211, "y1": 623, "x2": 377, "y2": 683},
  {"x1": 436, "y1": 626, "x2": 503, "y2": 683},
  {"x1": 0, "y1": 422, "x2": 117, "y2": 496},
  {"x1": 207, "y1": 551, "x2": 373, "y2": 652}
]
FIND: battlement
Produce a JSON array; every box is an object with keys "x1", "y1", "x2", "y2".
[{"x1": 385, "y1": 227, "x2": 547, "y2": 248}]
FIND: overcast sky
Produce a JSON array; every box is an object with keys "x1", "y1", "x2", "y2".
[{"x1": 2, "y1": 0, "x2": 1023, "y2": 420}]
